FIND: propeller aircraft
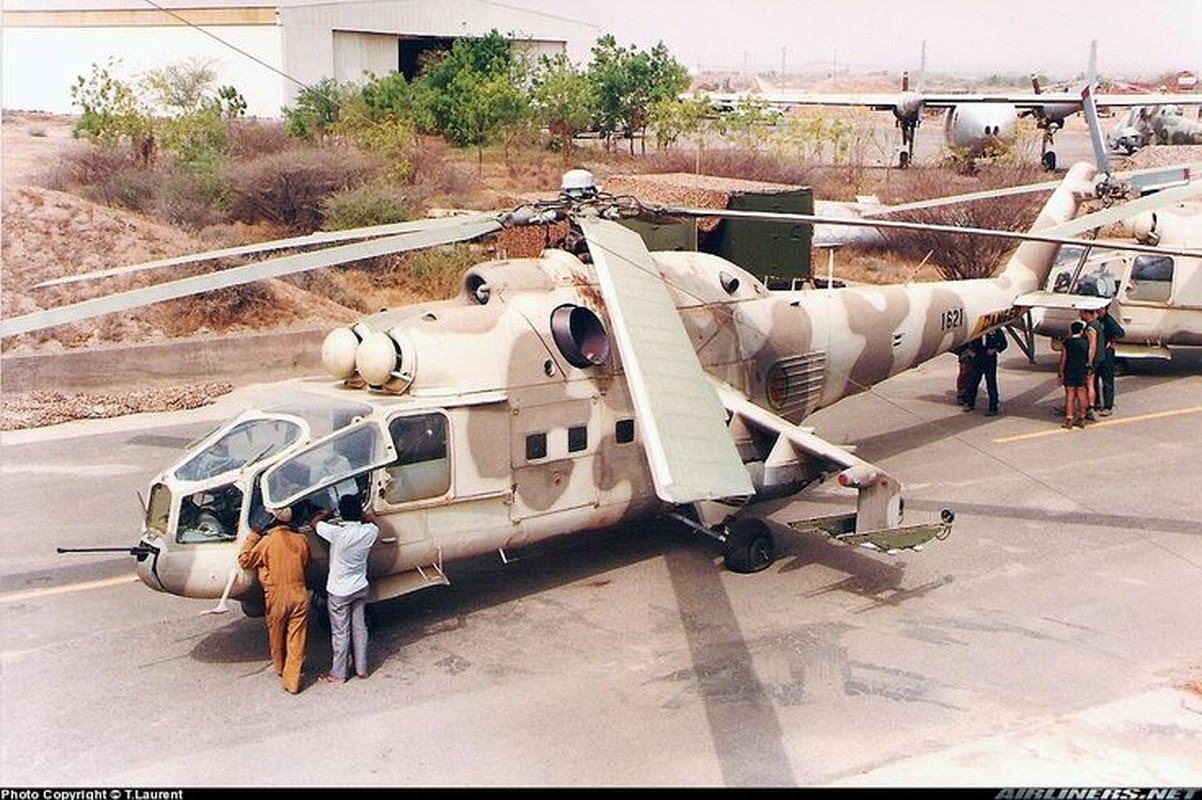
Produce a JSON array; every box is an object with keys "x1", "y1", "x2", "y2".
[
  {"x1": 707, "y1": 41, "x2": 1202, "y2": 171},
  {"x1": 13, "y1": 157, "x2": 1198, "y2": 625}
]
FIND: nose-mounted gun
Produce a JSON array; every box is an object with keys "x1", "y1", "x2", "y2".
[{"x1": 57, "y1": 544, "x2": 157, "y2": 560}]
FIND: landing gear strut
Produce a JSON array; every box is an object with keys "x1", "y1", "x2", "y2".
[
  {"x1": 1039, "y1": 122, "x2": 1061, "y2": 172},
  {"x1": 898, "y1": 119, "x2": 917, "y2": 168}
]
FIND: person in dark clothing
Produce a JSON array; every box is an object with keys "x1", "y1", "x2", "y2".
[
  {"x1": 1082, "y1": 308, "x2": 1105, "y2": 421},
  {"x1": 953, "y1": 342, "x2": 973, "y2": 405},
  {"x1": 1058, "y1": 320, "x2": 1091, "y2": 429},
  {"x1": 962, "y1": 328, "x2": 1008, "y2": 416},
  {"x1": 1094, "y1": 303, "x2": 1125, "y2": 416}
]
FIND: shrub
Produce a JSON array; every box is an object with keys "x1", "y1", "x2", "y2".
[
  {"x1": 225, "y1": 118, "x2": 292, "y2": 159},
  {"x1": 226, "y1": 145, "x2": 382, "y2": 231},
  {"x1": 322, "y1": 181, "x2": 412, "y2": 230}
]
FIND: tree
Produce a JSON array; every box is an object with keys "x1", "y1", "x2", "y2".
[
  {"x1": 69, "y1": 58, "x2": 155, "y2": 161},
  {"x1": 142, "y1": 57, "x2": 217, "y2": 115},
  {"x1": 283, "y1": 78, "x2": 357, "y2": 141},
  {"x1": 587, "y1": 36, "x2": 689, "y2": 154},
  {"x1": 415, "y1": 30, "x2": 531, "y2": 168},
  {"x1": 530, "y1": 52, "x2": 596, "y2": 158}
]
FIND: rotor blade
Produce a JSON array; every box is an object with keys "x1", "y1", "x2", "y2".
[
  {"x1": 33, "y1": 212, "x2": 501, "y2": 289},
  {"x1": 579, "y1": 217, "x2": 753, "y2": 503},
  {"x1": 868, "y1": 180, "x2": 1061, "y2": 216},
  {"x1": 654, "y1": 178, "x2": 1202, "y2": 260},
  {"x1": 2, "y1": 215, "x2": 504, "y2": 338},
  {"x1": 1081, "y1": 85, "x2": 1113, "y2": 176}
]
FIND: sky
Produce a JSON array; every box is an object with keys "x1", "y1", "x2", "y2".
[
  {"x1": 506, "y1": 0, "x2": 1200, "y2": 80},
  {"x1": 1, "y1": 0, "x2": 1197, "y2": 116}
]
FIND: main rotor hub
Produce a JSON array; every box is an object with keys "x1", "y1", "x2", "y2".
[{"x1": 560, "y1": 169, "x2": 599, "y2": 199}]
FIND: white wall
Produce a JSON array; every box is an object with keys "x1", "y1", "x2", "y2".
[{"x1": 2, "y1": 26, "x2": 286, "y2": 117}]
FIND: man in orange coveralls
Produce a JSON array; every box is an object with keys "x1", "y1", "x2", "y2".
[{"x1": 238, "y1": 506, "x2": 311, "y2": 694}]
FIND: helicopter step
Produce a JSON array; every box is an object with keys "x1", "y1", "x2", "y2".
[
  {"x1": 785, "y1": 508, "x2": 955, "y2": 552},
  {"x1": 367, "y1": 553, "x2": 449, "y2": 604}
]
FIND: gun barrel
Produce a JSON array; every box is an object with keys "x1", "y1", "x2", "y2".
[{"x1": 56, "y1": 545, "x2": 154, "y2": 556}]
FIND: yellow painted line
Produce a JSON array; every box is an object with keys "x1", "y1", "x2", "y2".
[
  {"x1": 0, "y1": 574, "x2": 140, "y2": 604},
  {"x1": 995, "y1": 405, "x2": 1202, "y2": 444}
]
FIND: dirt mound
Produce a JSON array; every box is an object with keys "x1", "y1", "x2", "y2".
[
  {"x1": 1128, "y1": 144, "x2": 1202, "y2": 169},
  {"x1": 1, "y1": 184, "x2": 359, "y2": 353}
]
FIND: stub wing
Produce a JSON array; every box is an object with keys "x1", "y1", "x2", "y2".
[
  {"x1": 1012, "y1": 291, "x2": 1113, "y2": 312},
  {"x1": 715, "y1": 383, "x2": 953, "y2": 551}
]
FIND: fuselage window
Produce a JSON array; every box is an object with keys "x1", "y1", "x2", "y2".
[
  {"x1": 615, "y1": 419, "x2": 635, "y2": 444},
  {"x1": 525, "y1": 432, "x2": 547, "y2": 461},
  {"x1": 384, "y1": 413, "x2": 450, "y2": 504},
  {"x1": 568, "y1": 425, "x2": 588, "y2": 453},
  {"x1": 177, "y1": 485, "x2": 243, "y2": 543},
  {"x1": 1127, "y1": 255, "x2": 1174, "y2": 303}
]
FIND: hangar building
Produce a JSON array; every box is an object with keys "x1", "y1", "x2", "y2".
[{"x1": 2, "y1": 0, "x2": 599, "y2": 118}]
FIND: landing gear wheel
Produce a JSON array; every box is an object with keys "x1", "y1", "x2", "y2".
[
  {"x1": 1041, "y1": 150, "x2": 1057, "y2": 171},
  {"x1": 723, "y1": 518, "x2": 776, "y2": 573},
  {"x1": 898, "y1": 150, "x2": 910, "y2": 169}
]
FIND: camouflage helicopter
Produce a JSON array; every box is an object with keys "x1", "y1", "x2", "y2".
[
  {"x1": 1009, "y1": 87, "x2": 1202, "y2": 364},
  {"x1": 10, "y1": 158, "x2": 1198, "y2": 621}
]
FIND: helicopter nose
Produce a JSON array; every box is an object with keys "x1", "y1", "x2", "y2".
[{"x1": 134, "y1": 534, "x2": 166, "y2": 593}]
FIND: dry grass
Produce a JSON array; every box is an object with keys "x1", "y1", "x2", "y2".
[{"x1": 2, "y1": 112, "x2": 1059, "y2": 354}]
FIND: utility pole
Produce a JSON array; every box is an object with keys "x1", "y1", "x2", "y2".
[{"x1": 780, "y1": 46, "x2": 785, "y2": 80}]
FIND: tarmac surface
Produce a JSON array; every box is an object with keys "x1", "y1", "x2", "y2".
[{"x1": 1, "y1": 342, "x2": 1200, "y2": 787}]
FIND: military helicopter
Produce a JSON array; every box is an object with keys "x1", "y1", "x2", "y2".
[
  {"x1": 1009, "y1": 86, "x2": 1202, "y2": 364},
  {"x1": 14, "y1": 157, "x2": 1197, "y2": 621}
]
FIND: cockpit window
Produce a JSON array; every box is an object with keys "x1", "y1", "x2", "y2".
[
  {"x1": 1127, "y1": 255, "x2": 1173, "y2": 303},
  {"x1": 174, "y1": 418, "x2": 303, "y2": 482},
  {"x1": 383, "y1": 413, "x2": 450, "y2": 504},
  {"x1": 177, "y1": 484, "x2": 243, "y2": 543},
  {"x1": 261, "y1": 394, "x2": 374, "y2": 439},
  {"x1": 262, "y1": 420, "x2": 395, "y2": 510},
  {"x1": 1047, "y1": 246, "x2": 1120, "y2": 299}
]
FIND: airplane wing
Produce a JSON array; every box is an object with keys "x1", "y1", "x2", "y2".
[
  {"x1": 753, "y1": 90, "x2": 1202, "y2": 111},
  {"x1": 757, "y1": 91, "x2": 909, "y2": 111},
  {"x1": 578, "y1": 217, "x2": 754, "y2": 504}
]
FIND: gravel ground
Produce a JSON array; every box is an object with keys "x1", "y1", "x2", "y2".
[{"x1": 0, "y1": 381, "x2": 235, "y2": 431}]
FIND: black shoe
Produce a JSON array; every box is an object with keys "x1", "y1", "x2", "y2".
[
  {"x1": 985, "y1": 409, "x2": 998, "y2": 417},
  {"x1": 962, "y1": 405, "x2": 974, "y2": 412}
]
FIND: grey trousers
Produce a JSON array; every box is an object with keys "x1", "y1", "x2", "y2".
[{"x1": 327, "y1": 586, "x2": 370, "y2": 679}]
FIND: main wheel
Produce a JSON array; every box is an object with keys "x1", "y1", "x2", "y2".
[
  {"x1": 1041, "y1": 150, "x2": 1057, "y2": 171},
  {"x1": 723, "y1": 518, "x2": 776, "y2": 573},
  {"x1": 898, "y1": 150, "x2": 910, "y2": 169}
]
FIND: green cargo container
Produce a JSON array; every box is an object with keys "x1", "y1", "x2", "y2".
[
  {"x1": 620, "y1": 186, "x2": 813, "y2": 286},
  {"x1": 714, "y1": 189, "x2": 813, "y2": 285}
]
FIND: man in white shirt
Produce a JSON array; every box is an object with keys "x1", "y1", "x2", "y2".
[{"x1": 314, "y1": 494, "x2": 380, "y2": 683}]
